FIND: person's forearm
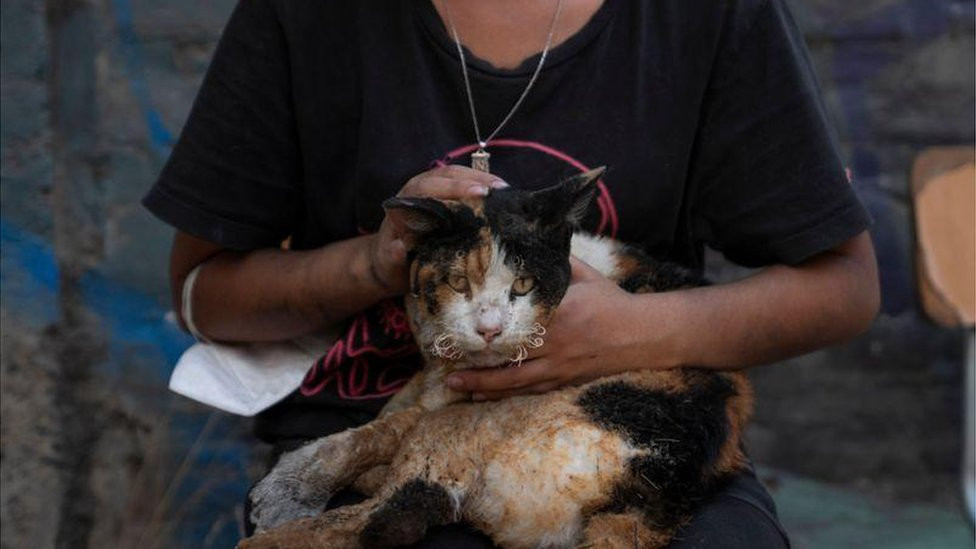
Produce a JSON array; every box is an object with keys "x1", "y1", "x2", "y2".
[
  {"x1": 443, "y1": 233, "x2": 879, "y2": 398},
  {"x1": 190, "y1": 235, "x2": 393, "y2": 342},
  {"x1": 170, "y1": 167, "x2": 501, "y2": 343},
  {"x1": 617, "y1": 234, "x2": 880, "y2": 370}
]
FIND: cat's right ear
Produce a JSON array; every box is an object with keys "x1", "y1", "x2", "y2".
[
  {"x1": 527, "y1": 166, "x2": 606, "y2": 229},
  {"x1": 382, "y1": 196, "x2": 455, "y2": 235},
  {"x1": 560, "y1": 166, "x2": 606, "y2": 226}
]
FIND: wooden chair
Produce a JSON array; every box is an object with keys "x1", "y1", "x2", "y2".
[{"x1": 911, "y1": 147, "x2": 975, "y2": 525}]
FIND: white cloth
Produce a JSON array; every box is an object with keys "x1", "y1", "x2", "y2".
[{"x1": 168, "y1": 333, "x2": 335, "y2": 416}]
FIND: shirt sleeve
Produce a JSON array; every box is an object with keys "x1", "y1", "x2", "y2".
[
  {"x1": 142, "y1": 0, "x2": 301, "y2": 250},
  {"x1": 688, "y1": 0, "x2": 872, "y2": 267}
]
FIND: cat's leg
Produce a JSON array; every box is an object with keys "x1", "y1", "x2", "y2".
[
  {"x1": 358, "y1": 478, "x2": 460, "y2": 548},
  {"x1": 577, "y1": 511, "x2": 673, "y2": 549},
  {"x1": 250, "y1": 363, "x2": 471, "y2": 531},
  {"x1": 239, "y1": 498, "x2": 382, "y2": 549},
  {"x1": 351, "y1": 464, "x2": 390, "y2": 496},
  {"x1": 248, "y1": 405, "x2": 425, "y2": 532},
  {"x1": 377, "y1": 370, "x2": 425, "y2": 417},
  {"x1": 241, "y1": 478, "x2": 460, "y2": 549},
  {"x1": 380, "y1": 363, "x2": 467, "y2": 418}
]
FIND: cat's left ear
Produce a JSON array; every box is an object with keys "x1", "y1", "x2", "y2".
[
  {"x1": 382, "y1": 196, "x2": 455, "y2": 235},
  {"x1": 530, "y1": 166, "x2": 606, "y2": 228}
]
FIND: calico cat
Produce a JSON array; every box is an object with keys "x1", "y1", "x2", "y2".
[{"x1": 241, "y1": 168, "x2": 753, "y2": 549}]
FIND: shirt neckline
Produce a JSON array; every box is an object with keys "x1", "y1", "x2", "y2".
[{"x1": 415, "y1": 0, "x2": 619, "y2": 79}]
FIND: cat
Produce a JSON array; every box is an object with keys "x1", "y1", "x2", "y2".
[{"x1": 241, "y1": 168, "x2": 753, "y2": 549}]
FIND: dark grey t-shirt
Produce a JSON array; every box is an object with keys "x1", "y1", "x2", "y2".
[{"x1": 144, "y1": 0, "x2": 870, "y2": 440}]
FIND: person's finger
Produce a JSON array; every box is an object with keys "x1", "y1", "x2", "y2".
[
  {"x1": 446, "y1": 359, "x2": 550, "y2": 393},
  {"x1": 402, "y1": 172, "x2": 508, "y2": 200},
  {"x1": 401, "y1": 176, "x2": 497, "y2": 199},
  {"x1": 429, "y1": 164, "x2": 509, "y2": 187},
  {"x1": 400, "y1": 176, "x2": 480, "y2": 198},
  {"x1": 471, "y1": 380, "x2": 562, "y2": 401}
]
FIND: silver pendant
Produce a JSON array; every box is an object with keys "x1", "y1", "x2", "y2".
[{"x1": 471, "y1": 148, "x2": 490, "y2": 173}]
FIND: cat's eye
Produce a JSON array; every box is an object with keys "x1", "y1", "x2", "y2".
[
  {"x1": 511, "y1": 276, "x2": 535, "y2": 296},
  {"x1": 447, "y1": 274, "x2": 470, "y2": 293}
]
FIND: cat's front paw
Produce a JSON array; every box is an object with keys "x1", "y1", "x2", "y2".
[{"x1": 248, "y1": 440, "x2": 334, "y2": 532}]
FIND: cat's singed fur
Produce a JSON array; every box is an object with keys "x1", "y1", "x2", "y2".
[{"x1": 241, "y1": 169, "x2": 754, "y2": 549}]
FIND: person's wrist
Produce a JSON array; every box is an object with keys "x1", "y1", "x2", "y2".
[
  {"x1": 617, "y1": 292, "x2": 687, "y2": 370},
  {"x1": 355, "y1": 234, "x2": 403, "y2": 299}
]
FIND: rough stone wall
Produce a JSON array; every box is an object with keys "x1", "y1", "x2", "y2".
[{"x1": 0, "y1": 0, "x2": 973, "y2": 547}]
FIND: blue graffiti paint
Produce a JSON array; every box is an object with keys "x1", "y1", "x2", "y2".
[
  {"x1": 79, "y1": 267, "x2": 192, "y2": 369},
  {"x1": 111, "y1": 0, "x2": 175, "y2": 157},
  {"x1": 0, "y1": 219, "x2": 60, "y2": 326},
  {"x1": 1, "y1": 219, "x2": 193, "y2": 375},
  {"x1": 1, "y1": 219, "x2": 251, "y2": 548},
  {"x1": 77, "y1": 2, "x2": 253, "y2": 539},
  {"x1": 0, "y1": 220, "x2": 60, "y2": 291}
]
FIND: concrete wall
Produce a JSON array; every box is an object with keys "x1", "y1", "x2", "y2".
[
  {"x1": 1, "y1": 1, "x2": 250, "y2": 547},
  {"x1": 1, "y1": 0, "x2": 973, "y2": 547}
]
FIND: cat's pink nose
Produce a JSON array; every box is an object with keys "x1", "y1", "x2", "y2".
[
  {"x1": 476, "y1": 311, "x2": 503, "y2": 343},
  {"x1": 477, "y1": 325, "x2": 502, "y2": 343}
]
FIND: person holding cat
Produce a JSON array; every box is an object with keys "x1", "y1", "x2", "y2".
[{"x1": 145, "y1": 0, "x2": 879, "y2": 547}]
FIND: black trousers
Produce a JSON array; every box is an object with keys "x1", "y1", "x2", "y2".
[{"x1": 245, "y1": 440, "x2": 790, "y2": 548}]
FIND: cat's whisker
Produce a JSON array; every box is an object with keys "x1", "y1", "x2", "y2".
[
  {"x1": 531, "y1": 323, "x2": 547, "y2": 336},
  {"x1": 444, "y1": 345, "x2": 464, "y2": 360},
  {"x1": 527, "y1": 336, "x2": 544, "y2": 349},
  {"x1": 431, "y1": 333, "x2": 464, "y2": 360},
  {"x1": 508, "y1": 345, "x2": 528, "y2": 368},
  {"x1": 430, "y1": 334, "x2": 448, "y2": 357}
]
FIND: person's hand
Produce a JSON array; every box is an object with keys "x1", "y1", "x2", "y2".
[
  {"x1": 367, "y1": 165, "x2": 507, "y2": 295},
  {"x1": 446, "y1": 258, "x2": 664, "y2": 399}
]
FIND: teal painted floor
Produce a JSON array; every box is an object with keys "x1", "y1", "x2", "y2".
[{"x1": 760, "y1": 468, "x2": 974, "y2": 549}]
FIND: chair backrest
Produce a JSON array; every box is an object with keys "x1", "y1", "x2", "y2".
[{"x1": 911, "y1": 147, "x2": 975, "y2": 328}]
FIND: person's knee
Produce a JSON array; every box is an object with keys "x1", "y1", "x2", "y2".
[{"x1": 668, "y1": 496, "x2": 790, "y2": 549}]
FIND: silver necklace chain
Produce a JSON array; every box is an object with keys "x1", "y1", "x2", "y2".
[{"x1": 441, "y1": 0, "x2": 565, "y2": 172}]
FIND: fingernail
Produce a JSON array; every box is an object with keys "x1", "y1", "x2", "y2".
[
  {"x1": 447, "y1": 375, "x2": 464, "y2": 389},
  {"x1": 490, "y1": 179, "x2": 509, "y2": 189},
  {"x1": 468, "y1": 185, "x2": 489, "y2": 197}
]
